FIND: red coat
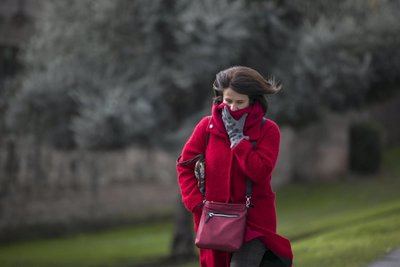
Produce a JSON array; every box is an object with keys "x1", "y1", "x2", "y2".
[{"x1": 177, "y1": 101, "x2": 293, "y2": 267}]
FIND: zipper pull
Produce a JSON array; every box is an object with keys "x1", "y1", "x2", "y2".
[{"x1": 205, "y1": 212, "x2": 214, "y2": 223}]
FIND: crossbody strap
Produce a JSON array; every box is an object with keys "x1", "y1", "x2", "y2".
[{"x1": 245, "y1": 117, "x2": 267, "y2": 207}]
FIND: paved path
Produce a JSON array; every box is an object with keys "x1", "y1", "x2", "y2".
[{"x1": 367, "y1": 248, "x2": 400, "y2": 267}]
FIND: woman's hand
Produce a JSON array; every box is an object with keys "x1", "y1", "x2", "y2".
[{"x1": 221, "y1": 106, "x2": 249, "y2": 148}]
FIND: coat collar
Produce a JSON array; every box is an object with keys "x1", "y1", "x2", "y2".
[{"x1": 206, "y1": 101, "x2": 266, "y2": 141}]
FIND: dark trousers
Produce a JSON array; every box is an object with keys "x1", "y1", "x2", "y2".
[{"x1": 230, "y1": 239, "x2": 287, "y2": 267}]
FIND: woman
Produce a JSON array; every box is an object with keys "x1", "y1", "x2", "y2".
[{"x1": 176, "y1": 66, "x2": 293, "y2": 267}]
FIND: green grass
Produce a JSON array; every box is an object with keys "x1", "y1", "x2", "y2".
[
  {"x1": 0, "y1": 222, "x2": 173, "y2": 267},
  {"x1": 276, "y1": 178, "x2": 400, "y2": 267},
  {"x1": 0, "y1": 146, "x2": 399, "y2": 267}
]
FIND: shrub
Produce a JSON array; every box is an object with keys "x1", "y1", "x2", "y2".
[{"x1": 349, "y1": 121, "x2": 383, "y2": 174}]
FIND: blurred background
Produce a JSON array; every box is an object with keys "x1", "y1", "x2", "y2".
[{"x1": 0, "y1": 0, "x2": 399, "y2": 266}]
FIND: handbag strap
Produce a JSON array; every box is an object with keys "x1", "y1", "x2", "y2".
[{"x1": 245, "y1": 117, "x2": 266, "y2": 207}]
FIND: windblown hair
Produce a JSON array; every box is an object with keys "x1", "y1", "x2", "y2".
[{"x1": 212, "y1": 66, "x2": 282, "y2": 113}]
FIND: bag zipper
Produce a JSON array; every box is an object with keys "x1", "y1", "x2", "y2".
[{"x1": 206, "y1": 212, "x2": 239, "y2": 223}]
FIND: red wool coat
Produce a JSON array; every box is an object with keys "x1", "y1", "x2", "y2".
[{"x1": 176, "y1": 101, "x2": 293, "y2": 267}]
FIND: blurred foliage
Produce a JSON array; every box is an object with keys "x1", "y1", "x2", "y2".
[
  {"x1": 6, "y1": 0, "x2": 251, "y2": 149},
  {"x1": 256, "y1": 0, "x2": 400, "y2": 127},
  {"x1": 349, "y1": 121, "x2": 383, "y2": 174},
  {"x1": 4, "y1": 0, "x2": 400, "y2": 149}
]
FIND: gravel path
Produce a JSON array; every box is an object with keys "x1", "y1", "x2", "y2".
[{"x1": 367, "y1": 248, "x2": 400, "y2": 267}]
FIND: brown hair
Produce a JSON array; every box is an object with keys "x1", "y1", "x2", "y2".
[{"x1": 212, "y1": 66, "x2": 282, "y2": 113}]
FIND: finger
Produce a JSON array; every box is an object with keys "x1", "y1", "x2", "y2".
[
  {"x1": 239, "y1": 113, "x2": 248, "y2": 125},
  {"x1": 224, "y1": 106, "x2": 235, "y2": 121},
  {"x1": 221, "y1": 107, "x2": 226, "y2": 116},
  {"x1": 223, "y1": 106, "x2": 230, "y2": 117},
  {"x1": 221, "y1": 108, "x2": 229, "y2": 122}
]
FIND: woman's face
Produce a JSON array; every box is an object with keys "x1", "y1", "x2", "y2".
[{"x1": 222, "y1": 87, "x2": 250, "y2": 111}]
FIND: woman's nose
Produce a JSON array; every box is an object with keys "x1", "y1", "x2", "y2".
[{"x1": 230, "y1": 105, "x2": 238, "y2": 111}]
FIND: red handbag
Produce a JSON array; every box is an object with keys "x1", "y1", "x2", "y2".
[{"x1": 194, "y1": 197, "x2": 251, "y2": 252}]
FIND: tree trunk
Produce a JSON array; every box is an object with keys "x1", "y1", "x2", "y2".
[
  {"x1": 0, "y1": 137, "x2": 19, "y2": 216},
  {"x1": 169, "y1": 199, "x2": 196, "y2": 261}
]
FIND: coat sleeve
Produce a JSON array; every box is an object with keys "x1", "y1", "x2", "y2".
[
  {"x1": 176, "y1": 116, "x2": 209, "y2": 213},
  {"x1": 231, "y1": 119, "x2": 280, "y2": 184}
]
